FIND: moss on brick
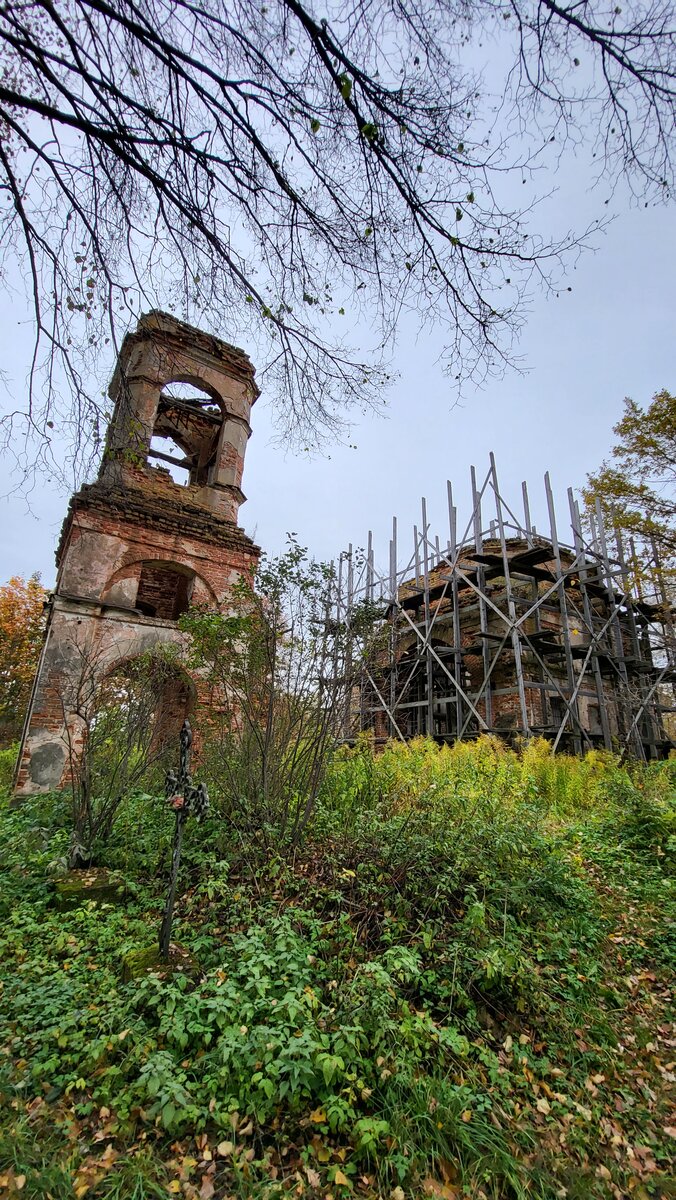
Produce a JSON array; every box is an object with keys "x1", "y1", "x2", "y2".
[
  {"x1": 121, "y1": 942, "x2": 199, "y2": 982},
  {"x1": 54, "y1": 868, "x2": 126, "y2": 909}
]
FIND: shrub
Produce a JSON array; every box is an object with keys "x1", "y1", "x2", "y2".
[{"x1": 0, "y1": 742, "x2": 17, "y2": 794}]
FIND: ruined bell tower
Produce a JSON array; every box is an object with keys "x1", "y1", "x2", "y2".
[{"x1": 14, "y1": 312, "x2": 260, "y2": 794}]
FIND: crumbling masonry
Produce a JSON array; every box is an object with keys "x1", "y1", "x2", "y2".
[
  {"x1": 14, "y1": 321, "x2": 675, "y2": 787},
  {"x1": 14, "y1": 312, "x2": 260, "y2": 794}
]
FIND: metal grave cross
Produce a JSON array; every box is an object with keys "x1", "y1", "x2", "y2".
[{"x1": 159, "y1": 719, "x2": 209, "y2": 961}]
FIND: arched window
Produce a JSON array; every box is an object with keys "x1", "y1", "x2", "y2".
[
  {"x1": 146, "y1": 380, "x2": 224, "y2": 486},
  {"x1": 135, "y1": 562, "x2": 195, "y2": 620},
  {"x1": 88, "y1": 655, "x2": 195, "y2": 790}
]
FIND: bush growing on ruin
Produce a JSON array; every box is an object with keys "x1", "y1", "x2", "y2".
[{"x1": 181, "y1": 539, "x2": 378, "y2": 845}]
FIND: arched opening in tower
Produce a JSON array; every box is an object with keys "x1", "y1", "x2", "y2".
[
  {"x1": 79, "y1": 655, "x2": 195, "y2": 803},
  {"x1": 135, "y1": 562, "x2": 195, "y2": 620},
  {"x1": 146, "y1": 380, "x2": 224, "y2": 486}
]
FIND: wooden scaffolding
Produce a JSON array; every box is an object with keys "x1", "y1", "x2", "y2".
[{"x1": 331, "y1": 456, "x2": 675, "y2": 760}]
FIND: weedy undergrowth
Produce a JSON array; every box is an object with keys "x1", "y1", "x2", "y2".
[{"x1": 0, "y1": 737, "x2": 673, "y2": 1199}]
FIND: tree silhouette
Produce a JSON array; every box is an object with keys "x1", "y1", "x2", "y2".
[{"x1": 0, "y1": 0, "x2": 673, "y2": 477}]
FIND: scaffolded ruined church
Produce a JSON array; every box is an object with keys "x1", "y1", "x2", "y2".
[{"x1": 14, "y1": 315, "x2": 675, "y2": 794}]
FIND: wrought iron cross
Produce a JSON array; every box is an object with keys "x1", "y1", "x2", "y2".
[{"x1": 158, "y1": 719, "x2": 209, "y2": 961}]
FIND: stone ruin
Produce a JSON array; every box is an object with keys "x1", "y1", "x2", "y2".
[{"x1": 14, "y1": 311, "x2": 260, "y2": 794}]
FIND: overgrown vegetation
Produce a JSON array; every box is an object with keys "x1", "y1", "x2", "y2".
[
  {"x1": 60, "y1": 644, "x2": 189, "y2": 869},
  {"x1": 181, "y1": 539, "x2": 380, "y2": 848},
  {"x1": 0, "y1": 737, "x2": 673, "y2": 1198},
  {"x1": 182, "y1": 542, "x2": 344, "y2": 846}
]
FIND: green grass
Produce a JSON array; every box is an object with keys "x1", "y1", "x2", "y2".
[{"x1": 0, "y1": 737, "x2": 673, "y2": 1198}]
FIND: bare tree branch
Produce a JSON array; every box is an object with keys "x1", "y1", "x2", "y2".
[{"x1": 0, "y1": 0, "x2": 672, "y2": 482}]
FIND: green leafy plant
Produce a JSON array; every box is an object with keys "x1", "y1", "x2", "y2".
[
  {"x1": 62, "y1": 643, "x2": 187, "y2": 867},
  {"x1": 181, "y1": 538, "x2": 379, "y2": 846},
  {"x1": 0, "y1": 740, "x2": 674, "y2": 1198}
]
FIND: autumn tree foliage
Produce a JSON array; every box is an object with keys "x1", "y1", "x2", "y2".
[{"x1": 0, "y1": 574, "x2": 46, "y2": 746}]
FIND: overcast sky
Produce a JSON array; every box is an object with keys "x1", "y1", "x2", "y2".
[
  {"x1": 243, "y1": 192, "x2": 675, "y2": 575},
  {"x1": 0, "y1": 77, "x2": 673, "y2": 590}
]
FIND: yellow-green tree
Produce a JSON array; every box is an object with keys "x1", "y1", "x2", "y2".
[{"x1": 0, "y1": 574, "x2": 47, "y2": 747}]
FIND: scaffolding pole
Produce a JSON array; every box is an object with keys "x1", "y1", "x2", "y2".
[{"x1": 331, "y1": 456, "x2": 673, "y2": 759}]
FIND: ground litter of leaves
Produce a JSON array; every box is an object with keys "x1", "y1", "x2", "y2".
[{"x1": 0, "y1": 752, "x2": 673, "y2": 1200}]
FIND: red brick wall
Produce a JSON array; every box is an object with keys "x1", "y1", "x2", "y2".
[{"x1": 15, "y1": 495, "x2": 259, "y2": 794}]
